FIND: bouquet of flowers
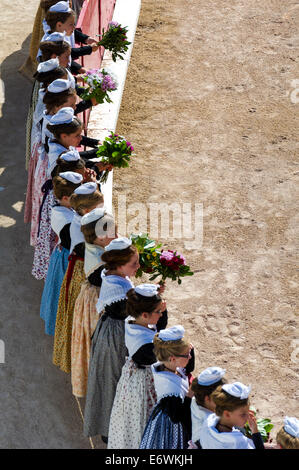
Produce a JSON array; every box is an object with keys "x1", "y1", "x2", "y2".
[
  {"x1": 244, "y1": 408, "x2": 274, "y2": 442},
  {"x1": 131, "y1": 233, "x2": 162, "y2": 278},
  {"x1": 131, "y1": 233, "x2": 194, "y2": 285},
  {"x1": 97, "y1": 22, "x2": 131, "y2": 62},
  {"x1": 80, "y1": 69, "x2": 117, "y2": 103},
  {"x1": 96, "y1": 132, "x2": 135, "y2": 183},
  {"x1": 150, "y1": 249, "x2": 194, "y2": 285}
]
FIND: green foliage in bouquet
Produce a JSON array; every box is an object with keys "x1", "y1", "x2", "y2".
[
  {"x1": 130, "y1": 233, "x2": 162, "y2": 278},
  {"x1": 244, "y1": 407, "x2": 274, "y2": 442},
  {"x1": 131, "y1": 233, "x2": 194, "y2": 285},
  {"x1": 80, "y1": 69, "x2": 117, "y2": 104},
  {"x1": 148, "y1": 249, "x2": 194, "y2": 285},
  {"x1": 96, "y1": 132, "x2": 135, "y2": 183},
  {"x1": 98, "y1": 22, "x2": 131, "y2": 62}
]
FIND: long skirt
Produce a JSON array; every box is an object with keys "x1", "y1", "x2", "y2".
[
  {"x1": 30, "y1": 147, "x2": 48, "y2": 247},
  {"x1": 53, "y1": 258, "x2": 85, "y2": 373},
  {"x1": 107, "y1": 360, "x2": 157, "y2": 449},
  {"x1": 40, "y1": 245, "x2": 70, "y2": 336},
  {"x1": 24, "y1": 141, "x2": 40, "y2": 224},
  {"x1": 31, "y1": 189, "x2": 57, "y2": 280},
  {"x1": 83, "y1": 315, "x2": 127, "y2": 438},
  {"x1": 71, "y1": 281, "x2": 101, "y2": 397},
  {"x1": 139, "y1": 404, "x2": 189, "y2": 450},
  {"x1": 24, "y1": 80, "x2": 40, "y2": 169}
]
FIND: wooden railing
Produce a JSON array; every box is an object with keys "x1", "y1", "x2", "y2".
[{"x1": 75, "y1": 0, "x2": 116, "y2": 136}]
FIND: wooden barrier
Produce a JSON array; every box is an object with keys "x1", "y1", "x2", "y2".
[{"x1": 75, "y1": 0, "x2": 116, "y2": 136}]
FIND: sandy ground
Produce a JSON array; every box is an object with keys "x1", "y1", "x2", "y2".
[
  {"x1": 0, "y1": 0, "x2": 298, "y2": 449},
  {"x1": 114, "y1": 0, "x2": 299, "y2": 439}
]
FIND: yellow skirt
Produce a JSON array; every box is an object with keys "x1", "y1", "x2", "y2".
[
  {"x1": 71, "y1": 281, "x2": 101, "y2": 397},
  {"x1": 53, "y1": 258, "x2": 85, "y2": 373}
]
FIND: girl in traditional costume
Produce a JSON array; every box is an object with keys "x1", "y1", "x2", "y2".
[
  {"x1": 53, "y1": 182, "x2": 104, "y2": 373},
  {"x1": 107, "y1": 283, "x2": 168, "y2": 449},
  {"x1": 139, "y1": 325, "x2": 194, "y2": 449},
  {"x1": 189, "y1": 366, "x2": 226, "y2": 449},
  {"x1": 71, "y1": 209, "x2": 116, "y2": 397},
  {"x1": 83, "y1": 238, "x2": 140, "y2": 443},
  {"x1": 199, "y1": 382, "x2": 264, "y2": 449}
]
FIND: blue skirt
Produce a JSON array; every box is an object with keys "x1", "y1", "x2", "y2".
[
  {"x1": 40, "y1": 245, "x2": 69, "y2": 335},
  {"x1": 139, "y1": 404, "x2": 188, "y2": 449}
]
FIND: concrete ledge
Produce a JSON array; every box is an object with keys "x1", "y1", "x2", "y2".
[{"x1": 87, "y1": 0, "x2": 141, "y2": 213}]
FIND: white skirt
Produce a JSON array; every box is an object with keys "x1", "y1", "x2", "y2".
[{"x1": 107, "y1": 359, "x2": 157, "y2": 449}]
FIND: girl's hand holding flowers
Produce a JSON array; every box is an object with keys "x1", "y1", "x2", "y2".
[
  {"x1": 96, "y1": 132, "x2": 135, "y2": 183},
  {"x1": 94, "y1": 162, "x2": 113, "y2": 172},
  {"x1": 84, "y1": 168, "x2": 97, "y2": 183},
  {"x1": 87, "y1": 36, "x2": 97, "y2": 45},
  {"x1": 91, "y1": 43, "x2": 99, "y2": 52},
  {"x1": 247, "y1": 410, "x2": 259, "y2": 434}
]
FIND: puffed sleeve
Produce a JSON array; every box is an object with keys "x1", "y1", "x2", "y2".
[
  {"x1": 59, "y1": 223, "x2": 71, "y2": 250},
  {"x1": 87, "y1": 265, "x2": 104, "y2": 287},
  {"x1": 156, "y1": 309, "x2": 168, "y2": 332},
  {"x1": 157, "y1": 395, "x2": 192, "y2": 433},
  {"x1": 103, "y1": 299, "x2": 127, "y2": 320},
  {"x1": 131, "y1": 343, "x2": 156, "y2": 368},
  {"x1": 73, "y1": 242, "x2": 85, "y2": 258},
  {"x1": 184, "y1": 347, "x2": 195, "y2": 375}
]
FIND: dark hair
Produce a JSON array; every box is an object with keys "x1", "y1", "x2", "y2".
[
  {"x1": 34, "y1": 66, "x2": 68, "y2": 90},
  {"x1": 69, "y1": 190, "x2": 104, "y2": 216},
  {"x1": 39, "y1": 40, "x2": 71, "y2": 62},
  {"x1": 191, "y1": 378, "x2": 227, "y2": 408},
  {"x1": 45, "y1": 10, "x2": 75, "y2": 32},
  {"x1": 126, "y1": 288, "x2": 162, "y2": 319},
  {"x1": 47, "y1": 116, "x2": 82, "y2": 139},
  {"x1": 43, "y1": 87, "x2": 76, "y2": 114},
  {"x1": 81, "y1": 213, "x2": 116, "y2": 244},
  {"x1": 53, "y1": 153, "x2": 85, "y2": 177},
  {"x1": 101, "y1": 245, "x2": 138, "y2": 270},
  {"x1": 52, "y1": 175, "x2": 82, "y2": 200},
  {"x1": 211, "y1": 385, "x2": 249, "y2": 417}
]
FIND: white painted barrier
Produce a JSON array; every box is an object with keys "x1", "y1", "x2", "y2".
[{"x1": 87, "y1": 0, "x2": 141, "y2": 214}]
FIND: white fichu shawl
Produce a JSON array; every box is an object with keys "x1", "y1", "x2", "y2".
[
  {"x1": 125, "y1": 319, "x2": 157, "y2": 359},
  {"x1": 199, "y1": 413, "x2": 255, "y2": 449},
  {"x1": 96, "y1": 269, "x2": 134, "y2": 314},
  {"x1": 69, "y1": 213, "x2": 85, "y2": 255},
  {"x1": 41, "y1": 112, "x2": 53, "y2": 144},
  {"x1": 47, "y1": 141, "x2": 69, "y2": 176},
  {"x1": 191, "y1": 398, "x2": 213, "y2": 443},
  {"x1": 51, "y1": 205, "x2": 75, "y2": 242},
  {"x1": 33, "y1": 89, "x2": 46, "y2": 127},
  {"x1": 151, "y1": 362, "x2": 189, "y2": 404},
  {"x1": 84, "y1": 243, "x2": 104, "y2": 277},
  {"x1": 37, "y1": 30, "x2": 73, "y2": 65}
]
